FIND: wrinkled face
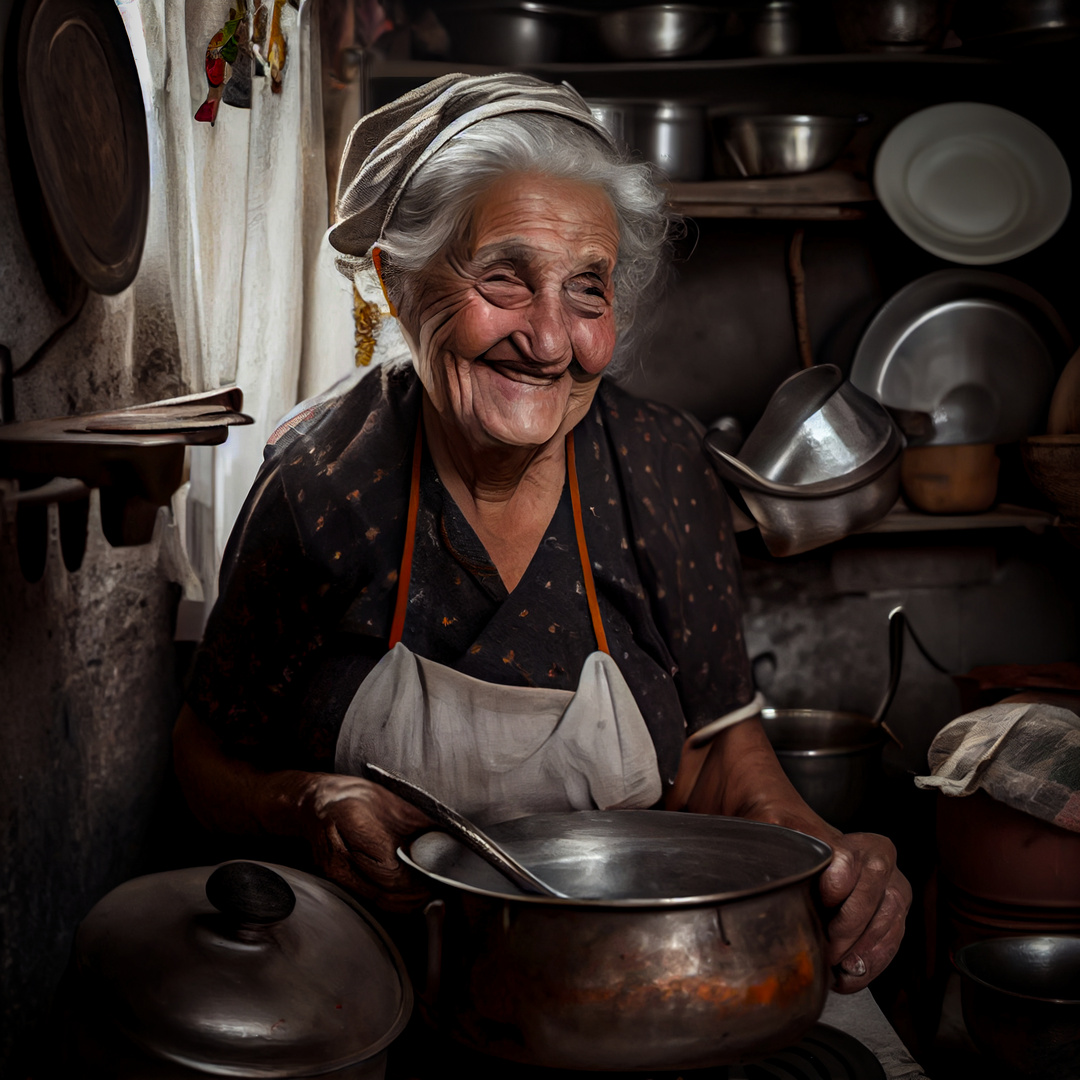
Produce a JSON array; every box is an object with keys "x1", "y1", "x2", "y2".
[{"x1": 402, "y1": 171, "x2": 620, "y2": 453}]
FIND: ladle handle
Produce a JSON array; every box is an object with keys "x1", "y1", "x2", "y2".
[
  {"x1": 363, "y1": 762, "x2": 567, "y2": 899},
  {"x1": 873, "y1": 607, "x2": 906, "y2": 749}
]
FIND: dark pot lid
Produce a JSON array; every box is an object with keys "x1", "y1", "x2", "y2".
[
  {"x1": 18, "y1": 0, "x2": 150, "y2": 294},
  {"x1": 74, "y1": 861, "x2": 412, "y2": 1077}
]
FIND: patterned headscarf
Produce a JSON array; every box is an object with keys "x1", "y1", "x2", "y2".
[{"x1": 328, "y1": 71, "x2": 614, "y2": 273}]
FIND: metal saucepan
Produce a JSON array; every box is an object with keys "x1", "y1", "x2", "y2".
[
  {"x1": 401, "y1": 810, "x2": 832, "y2": 1072},
  {"x1": 758, "y1": 607, "x2": 912, "y2": 829}
]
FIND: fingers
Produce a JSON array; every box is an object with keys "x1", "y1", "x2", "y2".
[
  {"x1": 831, "y1": 876, "x2": 910, "y2": 993},
  {"x1": 304, "y1": 776, "x2": 434, "y2": 911},
  {"x1": 820, "y1": 832, "x2": 912, "y2": 994}
]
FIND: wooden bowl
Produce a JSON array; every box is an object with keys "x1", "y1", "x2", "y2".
[
  {"x1": 900, "y1": 443, "x2": 1000, "y2": 514},
  {"x1": 1022, "y1": 434, "x2": 1080, "y2": 519}
]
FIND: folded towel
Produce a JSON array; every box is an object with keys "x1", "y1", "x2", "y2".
[{"x1": 914, "y1": 702, "x2": 1080, "y2": 833}]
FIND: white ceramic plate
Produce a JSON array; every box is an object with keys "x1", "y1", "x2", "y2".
[{"x1": 874, "y1": 102, "x2": 1071, "y2": 265}]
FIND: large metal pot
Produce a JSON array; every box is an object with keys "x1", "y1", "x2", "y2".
[
  {"x1": 59, "y1": 861, "x2": 412, "y2": 1079},
  {"x1": 401, "y1": 810, "x2": 832, "y2": 1071}
]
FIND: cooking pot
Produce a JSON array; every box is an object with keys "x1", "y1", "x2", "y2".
[
  {"x1": 401, "y1": 810, "x2": 832, "y2": 1071},
  {"x1": 760, "y1": 709, "x2": 884, "y2": 830},
  {"x1": 60, "y1": 861, "x2": 412, "y2": 1078}
]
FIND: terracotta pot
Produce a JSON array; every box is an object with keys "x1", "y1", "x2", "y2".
[{"x1": 901, "y1": 443, "x2": 1000, "y2": 513}]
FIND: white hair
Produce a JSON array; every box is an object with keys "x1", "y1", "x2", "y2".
[{"x1": 374, "y1": 112, "x2": 674, "y2": 369}]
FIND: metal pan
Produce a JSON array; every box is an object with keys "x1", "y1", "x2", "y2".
[{"x1": 850, "y1": 270, "x2": 1071, "y2": 446}]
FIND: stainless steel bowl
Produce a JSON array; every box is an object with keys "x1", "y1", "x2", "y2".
[
  {"x1": 710, "y1": 113, "x2": 861, "y2": 177},
  {"x1": 850, "y1": 270, "x2": 1068, "y2": 446},
  {"x1": 705, "y1": 365, "x2": 904, "y2": 556},
  {"x1": 597, "y1": 4, "x2": 718, "y2": 59},
  {"x1": 954, "y1": 935, "x2": 1080, "y2": 1080}
]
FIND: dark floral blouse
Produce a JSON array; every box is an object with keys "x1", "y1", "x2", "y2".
[{"x1": 187, "y1": 363, "x2": 753, "y2": 789}]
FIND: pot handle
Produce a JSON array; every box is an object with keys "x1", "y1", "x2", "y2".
[{"x1": 422, "y1": 899, "x2": 445, "y2": 1009}]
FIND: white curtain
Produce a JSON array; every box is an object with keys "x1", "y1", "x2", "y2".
[{"x1": 120, "y1": 0, "x2": 356, "y2": 626}]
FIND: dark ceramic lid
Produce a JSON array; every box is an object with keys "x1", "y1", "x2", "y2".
[{"x1": 74, "y1": 861, "x2": 412, "y2": 1077}]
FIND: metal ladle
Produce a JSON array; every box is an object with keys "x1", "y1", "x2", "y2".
[{"x1": 363, "y1": 762, "x2": 569, "y2": 899}]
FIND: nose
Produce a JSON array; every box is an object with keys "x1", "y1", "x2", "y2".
[{"x1": 514, "y1": 289, "x2": 573, "y2": 365}]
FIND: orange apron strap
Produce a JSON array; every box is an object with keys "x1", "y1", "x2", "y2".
[
  {"x1": 566, "y1": 429, "x2": 610, "y2": 656},
  {"x1": 388, "y1": 419, "x2": 423, "y2": 649}
]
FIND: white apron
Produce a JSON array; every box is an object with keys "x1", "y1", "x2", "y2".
[{"x1": 334, "y1": 423, "x2": 663, "y2": 826}]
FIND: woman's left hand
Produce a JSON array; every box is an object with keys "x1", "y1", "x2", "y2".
[
  {"x1": 818, "y1": 831, "x2": 911, "y2": 993},
  {"x1": 682, "y1": 715, "x2": 912, "y2": 994}
]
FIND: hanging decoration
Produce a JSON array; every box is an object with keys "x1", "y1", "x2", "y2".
[{"x1": 196, "y1": 0, "x2": 297, "y2": 123}]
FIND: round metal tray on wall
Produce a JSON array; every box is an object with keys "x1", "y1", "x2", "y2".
[{"x1": 16, "y1": 0, "x2": 150, "y2": 297}]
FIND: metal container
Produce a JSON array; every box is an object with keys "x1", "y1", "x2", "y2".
[
  {"x1": 954, "y1": 936, "x2": 1080, "y2": 1080},
  {"x1": 751, "y1": 0, "x2": 803, "y2": 55},
  {"x1": 597, "y1": 4, "x2": 718, "y2": 59},
  {"x1": 440, "y1": 2, "x2": 568, "y2": 64},
  {"x1": 634, "y1": 101, "x2": 707, "y2": 180},
  {"x1": 831, "y1": 0, "x2": 952, "y2": 51},
  {"x1": 586, "y1": 98, "x2": 636, "y2": 152},
  {"x1": 760, "y1": 709, "x2": 885, "y2": 829},
  {"x1": 402, "y1": 810, "x2": 832, "y2": 1071},
  {"x1": 710, "y1": 113, "x2": 861, "y2": 177},
  {"x1": 63, "y1": 861, "x2": 412, "y2": 1079},
  {"x1": 705, "y1": 365, "x2": 904, "y2": 556}
]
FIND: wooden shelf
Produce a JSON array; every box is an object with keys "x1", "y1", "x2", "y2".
[
  {"x1": 667, "y1": 170, "x2": 873, "y2": 218},
  {"x1": 861, "y1": 503, "x2": 1057, "y2": 535}
]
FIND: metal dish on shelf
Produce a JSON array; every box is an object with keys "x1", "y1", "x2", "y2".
[
  {"x1": 850, "y1": 270, "x2": 1070, "y2": 446},
  {"x1": 705, "y1": 365, "x2": 904, "y2": 556},
  {"x1": 438, "y1": 1, "x2": 573, "y2": 64},
  {"x1": 709, "y1": 113, "x2": 863, "y2": 178},
  {"x1": 596, "y1": 4, "x2": 718, "y2": 60},
  {"x1": 874, "y1": 102, "x2": 1072, "y2": 264}
]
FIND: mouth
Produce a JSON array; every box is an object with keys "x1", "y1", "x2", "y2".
[{"x1": 476, "y1": 355, "x2": 569, "y2": 386}]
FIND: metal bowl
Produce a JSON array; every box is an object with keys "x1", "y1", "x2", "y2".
[
  {"x1": 850, "y1": 270, "x2": 1069, "y2": 446},
  {"x1": 954, "y1": 935, "x2": 1080, "y2": 1079},
  {"x1": 597, "y1": 4, "x2": 718, "y2": 60},
  {"x1": 705, "y1": 366, "x2": 903, "y2": 556},
  {"x1": 710, "y1": 113, "x2": 860, "y2": 178}
]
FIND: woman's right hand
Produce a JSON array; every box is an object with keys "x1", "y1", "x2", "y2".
[{"x1": 299, "y1": 774, "x2": 434, "y2": 911}]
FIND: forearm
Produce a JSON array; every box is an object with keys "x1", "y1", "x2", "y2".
[
  {"x1": 684, "y1": 716, "x2": 843, "y2": 845},
  {"x1": 172, "y1": 703, "x2": 321, "y2": 839}
]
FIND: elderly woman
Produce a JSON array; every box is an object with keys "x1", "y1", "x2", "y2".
[{"x1": 174, "y1": 73, "x2": 910, "y2": 993}]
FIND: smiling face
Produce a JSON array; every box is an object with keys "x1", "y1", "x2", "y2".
[{"x1": 400, "y1": 171, "x2": 620, "y2": 455}]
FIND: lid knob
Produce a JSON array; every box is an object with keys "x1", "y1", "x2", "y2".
[{"x1": 205, "y1": 861, "x2": 296, "y2": 924}]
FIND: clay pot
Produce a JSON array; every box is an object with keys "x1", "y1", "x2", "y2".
[{"x1": 901, "y1": 443, "x2": 1000, "y2": 513}]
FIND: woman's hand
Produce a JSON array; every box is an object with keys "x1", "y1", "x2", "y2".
[
  {"x1": 173, "y1": 706, "x2": 433, "y2": 912},
  {"x1": 819, "y1": 831, "x2": 911, "y2": 993},
  {"x1": 299, "y1": 774, "x2": 434, "y2": 912},
  {"x1": 682, "y1": 714, "x2": 911, "y2": 993}
]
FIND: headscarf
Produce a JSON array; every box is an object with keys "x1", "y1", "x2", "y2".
[{"x1": 328, "y1": 71, "x2": 614, "y2": 273}]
